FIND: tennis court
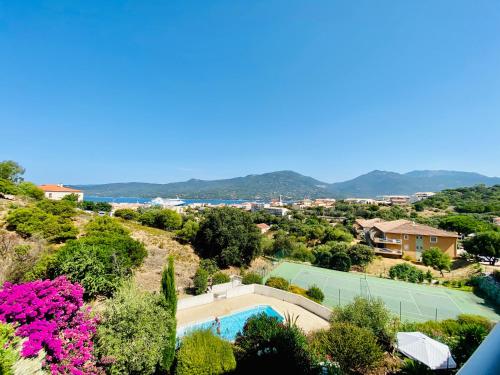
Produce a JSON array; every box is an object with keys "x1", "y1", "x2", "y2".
[{"x1": 268, "y1": 262, "x2": 500, "y2": 322}]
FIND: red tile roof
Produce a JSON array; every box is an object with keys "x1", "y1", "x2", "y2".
[
  {"x1": 38, "y1": 184, "x2": 82, "y2": 193},
  {"x1": 373, "y1": 220, "x2": 459, "y2": 238}
]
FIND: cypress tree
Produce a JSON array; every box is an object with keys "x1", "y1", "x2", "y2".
[{"x1": 161, "y1": 255, "x2": 177, "y2": 372}]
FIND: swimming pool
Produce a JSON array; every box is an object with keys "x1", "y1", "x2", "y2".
[{"x1": 177, "y1": 305, "x2": 283, "y2": 342}]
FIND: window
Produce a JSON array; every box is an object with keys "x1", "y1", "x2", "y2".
[
  {"x1": 430, "y1": 236, "x2": 438, "y2": 243},
  {"x1": 403, "y1": 234, "x2": 409, "y2": 240}
]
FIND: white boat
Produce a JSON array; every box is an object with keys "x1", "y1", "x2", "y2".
[{"x1": 150, "y1": 197, "x2": 185, "y2": 207}]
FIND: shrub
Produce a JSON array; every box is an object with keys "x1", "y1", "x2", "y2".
[
  {"x1": 199, "y1": 259, "x2": 219, "y2": 275},
  {"x1": 96, "y1": 283, "x2": 175, "y2": 375},
  {"x1": 6, "y1": 207, "x2": 78, "y2": 243},
  {"x1": 235, "y1": 313, "x2": 315, "y2": 374},
  {"x1": 85, "y1": 215, "x2": 129, "y2": 236},
  {"x1": 194, "y1": 268, "x2": 209, "y2": 295},
  {"x1": 289, "y1": 243, "x2": 315, "y2": 263},
  {"x1": 330, "y1": 251, "x2": 351, "y2": 271},
  {"x1": 469, "y1": 275, "x2": 500, "y2": 307},
  {"x1": 347, "y1": 244, "x2": 375, "y2": 267},
  {"x1": 211, "y1": 272, "x2": 230, "y2": 285},
  {"x1": 176, "y1": 330, "x2": 236, "y2": 375},
  {"x1": 242, "y1": 272, "x2": 263, "y2": 285},
  {"x1": 0, "y1": 277, "x2": 100, "y2": 374},
  {"x1": 265, "y1": 276, "x2": 289, "y2": 290},
  {"x1": 113, "y1": 208, "x2": 139, "y2": 221},
  {"x1": 331, "y1": 297, "x2": 397, "y2": 347},
  {"x1": 194, "y1": 207, "x2": 262, "y2": 267},
  {"x1": 139, "y1": 208, "x2": 183, "y2": 230},
  {"x1": 0, "y1": 323, "x2": 19, "y2": 375},
  {"x1": 309, "y1": 322, "x2": 383, "y2": 374},
  {"x1": 77, "y1": 201, "x2": 112, "y2": 212},
  {"x1": 288, "y1": 284, "x2": 308, "y2": 298},
  {"x1": 176, "y1": 220, "x2": 199, "y2": 244},
  {"x1": 306, "y1": 285, "x2": 325, "y2": 303},
  {"x1": 422, "y1": 247, "x2": 451, "y2": 276},
  {"x1": 17, "y1": 182, "x2": 44, "y2": 200},
  {"x1": 389, "y1": 263, "x2": 424, "y2": 283}
]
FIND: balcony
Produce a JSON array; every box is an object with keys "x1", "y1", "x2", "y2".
[
  {"x1": 374, "y1": 247, "x2": 403, "y2": 256},
  {"x1": 372, "y1": 237, "x2": 402, "y2": 245}
]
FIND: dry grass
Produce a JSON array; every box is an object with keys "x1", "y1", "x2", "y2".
[{"x1": 121, "y1": 220, "x2": 200, "y2": 296}]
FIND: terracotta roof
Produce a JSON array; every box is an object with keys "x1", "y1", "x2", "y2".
[
  {"x1": 372, "y1": 220, "x2": 459, "y2": 238},
  {"x1": 355, "y1": 218, "x2": 385, "y2": 229},
  {"x1": 256, "y1": 223, "x2": 271, "y2": 229},
  {"x1": 38, "y1": 184, "x2": 82, "y2": 193}
]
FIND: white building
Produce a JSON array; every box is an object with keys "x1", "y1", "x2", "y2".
[{"x1": 38, "y1": 184, "x2": 84, "y2": 202}]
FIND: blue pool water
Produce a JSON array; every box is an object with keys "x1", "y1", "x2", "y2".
[{"x1": 177, "y1": 305, "x2": 283, "y2": 342}]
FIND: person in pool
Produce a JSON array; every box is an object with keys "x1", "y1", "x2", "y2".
[{"x1": 214, "y1": 317, "x2": 221, "y2": 335}]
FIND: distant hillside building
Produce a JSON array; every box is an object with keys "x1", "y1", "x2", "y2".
[
  {"x1": 364, "y1": 219, "x2": 458, "y2": 260},
  {"x1": 39, "y1": 184, "x2": 84, "y2": 202},
  {"x1": 256, "y1": 223, "x2": 271, "y2": 234},
  {"x1": 414, "y1": 192, "x2": 436, "y2": 201},
  {"x1": 380, "y1": 195, "x2": 411, "y2": 205}
]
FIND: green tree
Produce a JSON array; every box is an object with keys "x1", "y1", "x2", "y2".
[
  {"x1": 17, "y1": 182, "x2": 44, "y2": 200},
  {"x1": 306, "y1": 285, "x2": 324, "y2": 303},
  {"x1": 422, "y1": 247, "x2": 452, "y2": 276},
  {"x1": 347, "y1": 244, "x2": 375, "y2": 267},
  {"x1": 96, "y1": 283, "x2": 175, "y2": 375},
  {"x1": 139, "y1": 208, "x2": 183, "y2": 230},
  {"x1": 330, "y1": 297, "x2": 397, "y2": 347},
  {"x1": 463, "y1": 231, "x2": 500, "y2": 265},
  {"x1": 160, "y1": 256, "x2": 177, "y2": 371},
  {"x1": 0, "y1": 323, "x2": 20, "y2": 375},
  {"x1": 194, "y1": 268, "x2": 209, "y2": 295},
  {"x1": 176, "y1": 219, "x2": 199, "y2": 243},
  {"x1": 271, "y1": 229, "x2": 295, "y2": 257},
  {"x1": 265, "y1": 276, "x2": 289, "y2": 290},
  {"x1": 309, "y1": 322, "x2": 383, "y2": 374},
  {"x1": 176, "y1": 330, "x2": 236, "y2": 375},
  {"x1": 439, "y1": 215, "x2": 491, "y2": 236},
  {"x1": 235, "y1": 313, "x2": 315, "y2": 374},
  {"x1": 194, "y1": 207, "x2": 262, "y2": 267},
  {"x1": 0, "y1": 160, "x2": 25, "y2": 182},
  {"x1": 114, "y1": 208, "x2": 139, "y2": 220}
]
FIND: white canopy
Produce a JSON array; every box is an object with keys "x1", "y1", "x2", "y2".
[{"x1": 396, "y1": 332, "x2": 457, "y2": 370}]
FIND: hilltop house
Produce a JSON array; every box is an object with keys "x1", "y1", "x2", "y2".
[
  {"x1": 358, "y1": 219, "x2": 458, "y2": 260},
  {"x1": 39, "y1": 184, "x2": 84, "y2": 202},
  {"x1": 256, "y1": 223, "x2": 271, "y2": 234}
]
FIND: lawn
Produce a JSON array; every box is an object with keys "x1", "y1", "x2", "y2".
[{"x1": 268, "y1": 261, "x2": 499, "y2": 322}]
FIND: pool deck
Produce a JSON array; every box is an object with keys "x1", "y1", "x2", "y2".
[{"x1": 176, "y1": 294, "x2": 330, "y2": 333}]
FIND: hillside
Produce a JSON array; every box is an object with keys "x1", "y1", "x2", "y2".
[
  {"x1": 74, "y1": 170, "x2": 500, "y2": 199},
  {"x1": 74, "y1": 170, "x2": 330, "y2": 200}
]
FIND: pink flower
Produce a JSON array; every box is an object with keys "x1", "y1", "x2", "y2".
[{"x1": 0, "y1": 277, "x2": 102, "y2": 374}]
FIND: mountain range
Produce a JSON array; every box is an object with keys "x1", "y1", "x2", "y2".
[{"x1": 73, "y1": 170, "x2": 500, "y2": 200}]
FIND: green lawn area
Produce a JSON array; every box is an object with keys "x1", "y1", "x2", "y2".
[{"x1": 268, "y1": 261, "x2": 500, "y2": 322}]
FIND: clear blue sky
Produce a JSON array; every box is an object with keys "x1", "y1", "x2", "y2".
[{"x1": 1, "y1": 0, "x2": 499, "y2": 184}]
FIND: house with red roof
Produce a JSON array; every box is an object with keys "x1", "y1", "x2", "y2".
[{"x1": 38, "y1": 184, "x2": 84, "y2": 202}]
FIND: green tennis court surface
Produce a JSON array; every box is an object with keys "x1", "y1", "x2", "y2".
[{"x1": 268, "y1": 261, "x2": 500, "y2": 322}]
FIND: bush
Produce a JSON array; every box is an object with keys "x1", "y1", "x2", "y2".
[
  {"x1": 422, "y1": 247, "x2": 451, "y2": 276},
  {"x1": 6, "y1": 207, "x2": 78, "y2": 243},
  {"x1": 0, "y1": 277, "x2": 100, "y2": 373},
  {"x1": 235, "y1": 313, "x2": 315, "y2": 374},
  {"x1": 114, "y1": 208, "x2": 139, "y2": 220},
  {"x1": 331, "y1": 297, "x2": 397, "y2": 347},
  {"x1": 265, "y1": 276, "x2": 290, "y2": 290},
  {"x1": 389, "y1": 263, "x2": 424, "y2": 283},
  {"x1": 309, "y1": 322, "x2": 383, "y2": 374},
  {"x1": 199, "y1": 259, "x2": 219, "y2": 275},
  {"x1": 470, "y1": 275, "x2": 500, "y2": 307},
  {"x1": 77, "y1": 200, "x2": 112, "y2": 212},
  {"x1": 194, "y1": 268, "x2": 209, "y2": 295},
  {"x1": 96, "y1": 283, "x2": 175, "y2": 375},
  {"x1": 139, "y1": 208, "x2": 183, "y2": 230},
  {"x1": 289, "y1": 243, "x2": 315, "y2": 263},
  {"x1": 50, "y1": 218, "x2": 146, "y2": 299},
  {"x1": 242, "y1": 272, "x2": 263, "y2": 285},
  {"x1": 17, "y1": 182, "x2": 44, "y2": 200},
  {"x1": 0, "y1": 323, "x2": 19, "y2": 375},
  {"x1": 347, "y1": 244, "x2": 375, "y2": 267},
  {"x1": 194, "y1": 207, "x2": 262, "y2": 268},
  {"x1": 176, "y1": 220, "x2": 199, "y2": 244},
  {"x1": 306, "y1": 285, "x2": 325, "y2": 303},
  {"x1": 211, "y1": 272, "x2": 230, "y2": 285},
  {"x1": 176, "y1": 330, "x2": 236, "y2": 375},
  {"x1": 330, "y1": 251, "x2": 351, "y2": 271}
]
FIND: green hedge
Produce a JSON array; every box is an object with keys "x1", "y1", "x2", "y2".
[
  {"x1": 389, "y1": 263, "x2": 424, "y2": 283},
  {"x1": 176, "y1": 330, "x2": 236, "y2": 375},
  {"x1": 265, "y1": 276, "x2": 289, "y2": 290},
  {"x1": 242, "y1": 272, "x2": 263, "y2": 285},
  {"x1": 470, "y1": 275, "x2": 500, "y2": 306}
]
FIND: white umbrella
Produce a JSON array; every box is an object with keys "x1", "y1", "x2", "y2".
[{"x1": 396, "y1": 332, "x2": 457, "y2": 370}]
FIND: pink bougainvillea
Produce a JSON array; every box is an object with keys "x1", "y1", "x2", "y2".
[{"x1": 0, "y1": 276, "x2": 102, "y2": 374}]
